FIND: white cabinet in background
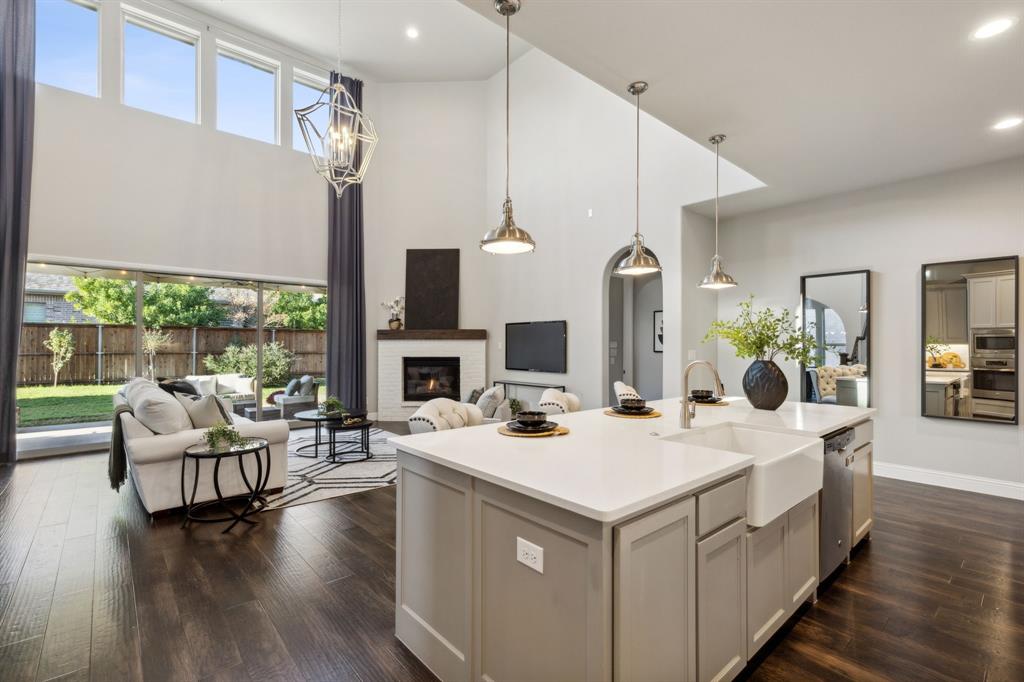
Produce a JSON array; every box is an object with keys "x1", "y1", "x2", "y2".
[
  {"x1": 925, "y1": 285, "x2": 968, "y2": 343},
  {"x1": 968, "y1": 271, "x2": 1016, "y2": 328}
]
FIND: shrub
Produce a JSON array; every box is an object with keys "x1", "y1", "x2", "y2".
[{"x1": 204, "y1": 342, "x2": 294, "y2": 385}]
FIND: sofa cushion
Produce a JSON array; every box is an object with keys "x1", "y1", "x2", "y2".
[
  {"x1": 298, "y1": 375, "x2": 315, "y2": 396},
  {"x1": 185, "y1": 375, "x2": 218, "y2": 396},
  {"x1": 216, "y1": 374, "x2": 254, "y2": 396},
  {"x1": 174, "y1": 393, "x2": 231, "y2": 429},
  {"x1": 284, "y1": 378, "x2": 301, "y2": 396},
  {"x1": 123, "y1": 379, "x2": 192, "y2": 435},
  {"x1": 158, "y1": 380, "x2": 199, "y2": 397},
  {"x1": 475, "y1": 385, "x2": 504, "y2": 418},
  {"x1": 466, "y1": 387, "x2": 484, "y2": 404}
]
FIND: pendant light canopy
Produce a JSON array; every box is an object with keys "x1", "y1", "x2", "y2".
[
  {"x1": 614, "y1": 81, "x2": 662, "y2": 276},
  {"x1": 295, "y1": 0, "x2": 378, "y2": 198},
  {"x1": 481, "y1": 0, "x2": 535, "y2": 255},
  {"x1": 699, "y1": 134, "x2": 738, "y2": 289}
]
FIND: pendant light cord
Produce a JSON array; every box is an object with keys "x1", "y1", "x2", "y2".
[
  {"x1": 505, "y1": 14, "x2": 511, "y2": 201},
  {"x1": 635, "y1": 89, "x2": 640, "y2": 239},
  {"x1": 714, "y1": 138, "x2": 720, "y2": 257},
  {"x1": 336, "y1": 0, "x2": 342, "y2": 73}
]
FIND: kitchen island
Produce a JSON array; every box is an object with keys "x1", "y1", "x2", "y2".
[{"x1": 390, "y1": 398, "x2": 876, "y2": 682}]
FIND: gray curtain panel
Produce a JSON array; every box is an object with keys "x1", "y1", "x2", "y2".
[
  {"x1": 326, "y1": 72, "x2": 367, "y2": 413},
  {"x1": 0, "y1": 0, "x2": 35, "y2": 465}
]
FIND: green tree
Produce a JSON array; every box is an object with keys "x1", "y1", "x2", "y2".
[
  {"x1": 204, "y1": 342, "x2": 295, "y2": 385},
  {"x1": 66, "y1": 278, "x2": 224, "y2": 327},
  {"x1": 265, "y1": 291, "x2": 327, "y2": 330},
  {"x1": 42, "y1": 328, "x2": 75, "y2": 387},
  {"x1": 142, "y1": 328, "x2": 173, "y2": 380}
]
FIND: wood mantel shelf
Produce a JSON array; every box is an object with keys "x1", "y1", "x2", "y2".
[{"x1": 377, "y1": 329, "x2": 487, "y2": 340}]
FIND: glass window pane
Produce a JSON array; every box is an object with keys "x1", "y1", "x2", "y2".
[
  {"x1": 293, "y1": 79, "x2": 328, "y2": 152},
  {"x1": 218, "y1": 52, "x2": 276, "y2": 143},
  {"x1": 36, "y1": 0, "x2": 98, "y2": 96},
  {"x1": 262, "y1": 283, "x2": 327, "y2": 421},
  {"x1": 123, "y1": 19, "x2": 196, "y2": 122}
]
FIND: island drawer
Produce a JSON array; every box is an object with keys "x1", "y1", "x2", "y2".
[
  {"x1": 697, "y1": 475, "x2": 747, "y2": 537},
  {"x1": 851, "y1": 420, "x2": 873, "y2": 450}
]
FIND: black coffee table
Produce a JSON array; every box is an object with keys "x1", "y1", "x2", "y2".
[
  {"x1": 323, "y1": 419, "x2": 375, "y2": 464},
  {"x1": 293, "y1": 409, "x2": 367, "y2": 458},
  {"x1": 181, "y1": 437, "x2": 271, "y2": 533}
]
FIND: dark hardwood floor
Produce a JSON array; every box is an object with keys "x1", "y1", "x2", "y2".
[{"x1": 1, "y1": 425, "x2": 1021, "y2": 681}]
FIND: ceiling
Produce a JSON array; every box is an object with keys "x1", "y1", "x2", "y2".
[
  {"x1": 460, "y1": 0, "x2": 1024, "y2": 217},
  {"x1": 178, "y1": 0, "x2": 530, "y2": 82}
]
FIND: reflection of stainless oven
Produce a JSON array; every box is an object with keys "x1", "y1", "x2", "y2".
[
  {"x1": 971, "y1": 328, "x2": 1015, "y2": 359},
  {"x1": 972, "y1": 358, "x2": 1016, "y2": 401}
]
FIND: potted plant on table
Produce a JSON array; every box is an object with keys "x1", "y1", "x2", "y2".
[
  {"x1": 318, "y1": 396, "x2": 346, "y2": 419},
  {"x1": 925, "y1": 336, "x2": 949, "y2": 369},
  {"x1": 381, "y1": 296, "x2": 405, "y2": 330},
  {"x1": 703, "y1": 296, "x2": 816, "y2": 410},
  {"x1": 204, "y1": 423, "x2": 247, "y2": 452}
]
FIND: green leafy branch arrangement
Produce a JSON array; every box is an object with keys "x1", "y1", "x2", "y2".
[
  {"x1": 925, "y1": 335, "x2": 949, "y2": 364},
  {"x1": 204, "y1": 423, "x2": 248, "y2": 451},
  {"x1": 319, "y1": 396, "x2": 346, "y2": 416},
  {"x1": 703, "y1": 295, "x2": 817, "y2": 367}
]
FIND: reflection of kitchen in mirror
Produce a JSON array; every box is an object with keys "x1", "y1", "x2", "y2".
[
  {"x1": 801, "y1": 270, "x2": 870, "y2": 407},
  {"x1": 922, "y1": 256, "x2": 1018, "y2": 424}
]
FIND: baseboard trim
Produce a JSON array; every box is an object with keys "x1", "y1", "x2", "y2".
[{"x1": 874, "y1": 462, "x2": 1024, "y2": 501}]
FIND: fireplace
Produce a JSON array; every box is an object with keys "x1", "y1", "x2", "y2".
[{"x1": 403, "y1": 356, "x2": 461, "y2": 402}]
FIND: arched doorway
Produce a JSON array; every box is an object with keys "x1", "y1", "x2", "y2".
[{"x1": 603, "y1": 250, "x2": 664, "y2": 404}]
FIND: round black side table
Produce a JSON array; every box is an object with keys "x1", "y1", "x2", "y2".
[
  {"x1": 180, "y1": 437, "x2": 271, "y2": 533},
  {"x1": 293, "y1": 410, "x2": 366, "y2": 458},
  {"x1": 324, "y1": 420, "x2": 374, "y2": 464}
]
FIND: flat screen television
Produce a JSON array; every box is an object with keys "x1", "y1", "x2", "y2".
[{"x1": 505, "y1": 321, "x2": 567, "y2": 373}]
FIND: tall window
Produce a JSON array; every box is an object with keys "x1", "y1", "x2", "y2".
[
  {"x1": 217, "y1": 48, "x2": 277, "y2": 144},
  {"x1": 36, "y1": 0, "x2": 99, "y2": 96},
  {"x1": 123, "y1": 15, "x2": 197, "y2": 123},
  {"x1": 292, "y1": 75, "x2": 328, "y2": 152}
]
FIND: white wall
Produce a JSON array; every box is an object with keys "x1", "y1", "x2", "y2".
[
  {"x1": 715, "y1": 157, "x2": 1024, "y2": 496},
  {"x1": 476, "y1": 50, "x2": 752, "y2": 409}
]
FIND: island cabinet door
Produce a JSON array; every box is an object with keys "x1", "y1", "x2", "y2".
[
  {"x1": 786, "y1": 492, "x2": 820, "y2": 609},
  {"x1": 613, "y1": 497, "x2": 696, "y2": 682},
  {"x1": 745, "y1": 514, "x2": 788, "y2": 659},
  {"x1": 697, "y1": 518, "x2": 747, "y2": 682},
  {"x1": 851, "y1": 444, "x2": 873, "y2": 547}
]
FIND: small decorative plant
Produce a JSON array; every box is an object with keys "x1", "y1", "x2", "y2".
[
  {"x1": 381, "y1": 296, "x2": 405, "y2": 321},
  {"x1": 319, "y1": 395, "x2": 345, "y2": 417},
  {"x1": 925, "y1": 335, "x2": 949, "y2": 368},
  {"x1": 204, "y1": 423, "x2": 247, "y2": 451},
  {"x1": 508, "y1": 397, "x2": 523, "y2": 416},
  {"x1": 703, "y1": 295, "x2": 816, "y2": 366}
]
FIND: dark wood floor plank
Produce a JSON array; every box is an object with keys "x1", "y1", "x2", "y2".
[
  {"x1": 0, "y1": 523, "x2": 67, "y2": 647},
  {"x1": 36, "y1": 588, "x2": 93, "y2": 682},
  {"x1": 0, "y1": 634, "x2": 44, "y2": 682},
  {"x1": 222, "y1": 600, "x2": 303, "y2": 682}
]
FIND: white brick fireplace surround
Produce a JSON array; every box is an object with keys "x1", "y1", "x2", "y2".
[{"x1": 377, "y1": 330, "x2": 487, "y2": 421}]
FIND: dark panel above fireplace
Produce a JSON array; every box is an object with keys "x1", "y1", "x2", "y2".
[
  {"x1": 405, "y1": 249, "x2": 459, "y2": 330},
  {"x1": 403, "y1": 356, "x2": 461, "y2": 402}
]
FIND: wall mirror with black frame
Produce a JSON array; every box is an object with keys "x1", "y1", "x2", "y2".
[
  {"x1": 921, "y1": 256, "x2": 1018, "y2": 424},
  {"x1": 800, "y1": 270, "x2": 871, "y2": 407}
]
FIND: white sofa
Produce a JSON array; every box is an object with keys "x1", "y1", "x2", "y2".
[
  {"x1": 115, "y1": 378, "x2": 289, "y2": 515},
  {"x1": 183, "y1": 373, "x2": 256, "y2": 402}
]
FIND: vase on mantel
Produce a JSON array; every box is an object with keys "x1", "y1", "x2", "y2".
[
  {"x1": 388, "y1": 317, "x2": 403, "y2": 330},
  {"x1": 742, "y1": 360, "x2": 788, "y2": 410}
]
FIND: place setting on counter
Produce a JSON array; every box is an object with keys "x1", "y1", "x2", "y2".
[
  {"x1": 603, "y1": 396, "x2": 662, "y2": 419},
  {"x1": 497, "y1": 410, "x2": 571, "y2": 438}
]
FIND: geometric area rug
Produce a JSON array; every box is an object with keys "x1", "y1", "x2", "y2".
[{"x1": 261, "y1": 427, "x2": 398, "y2": 511}]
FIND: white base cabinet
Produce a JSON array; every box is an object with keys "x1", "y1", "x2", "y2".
[
  {"x1": 852, "y1": 444, "x2": 873, "y2": 546},
  {"x1": 697, "y1": 519, "x2": 747, "y2": 682}
]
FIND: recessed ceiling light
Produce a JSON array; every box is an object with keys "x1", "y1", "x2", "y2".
[
  {"x1": 992, "y1": 116, "x2": 1023, "y2": 130},
  {"x1": 972, "y1": 17, "x2": 1017, "y2": 40},
  {"x1": 405, "y1": 26, "x2": 419, "y2": 39}
]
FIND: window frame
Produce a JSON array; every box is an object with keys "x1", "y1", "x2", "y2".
[
  {"x1": 291, "y1": 69, "x2": 330, "y2": 154},
  {"x1": 120, "y1": 7, "x2": 201, "y2": 123},
  {"x1": 215, "y1": 41, "x2": 282, "y2": 145}
]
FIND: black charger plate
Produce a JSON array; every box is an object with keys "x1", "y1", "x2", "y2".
[
  {"x1": 612, "y1": 405, "x2": 655, "y2": 416},
  {"x1": 689, "y1": 396, "x2": 723, "y2": 404},
  {"x1": 505, "y1": 420, "x2": 559, "y2": 433}
]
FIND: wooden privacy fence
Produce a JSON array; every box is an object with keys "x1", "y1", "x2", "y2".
[{"x1": 17, "y1": 323, "x2": 326, "y2": 386}]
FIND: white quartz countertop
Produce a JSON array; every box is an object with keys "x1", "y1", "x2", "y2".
[{"x1": 389, "y1": 398, "x2": 876, "y2": 523}]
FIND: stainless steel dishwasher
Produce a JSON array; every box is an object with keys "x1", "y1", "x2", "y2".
[{"x1": 820, "y1": 427, "x2": 855, "y2": 578}]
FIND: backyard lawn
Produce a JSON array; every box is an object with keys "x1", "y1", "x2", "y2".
[
  {"x1": 16, "y1": 383, "x2": 290, "y2": 428},
  {"x1": 16, "y1": 384, "x2": 121, "y2": 427}
]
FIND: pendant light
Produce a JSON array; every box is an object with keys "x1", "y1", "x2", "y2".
[
  {"x1": 699, "y1": 134, "x2": 738, "y2": 289},
  {"x1": 481, "y1": 0, "x2": 535, "y2": 255},
  {"x1": 295, "y1": 0, "x2": 378, "y2": 198},
  {"x1": 613, "y1": 82, "x2": 662, "y2": 276}
]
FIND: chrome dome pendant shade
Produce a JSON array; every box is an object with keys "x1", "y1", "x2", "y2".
[
  {"x1": 699, "y1": 134, "x2": 738, "y2": 289},
  {"x1": 481, "y1": 0, "x2": 535, "y2": 255},
  {"x1": 613, "y1": 81, "x2": 662, "y2": 276}
]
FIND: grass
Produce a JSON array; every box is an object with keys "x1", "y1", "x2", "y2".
[
  {"x1": 16, "y1": 383, "x2": 291, "y2": 428},
  {"x1": 16, "y1": 384, "x2": 121, "y2": 427}
]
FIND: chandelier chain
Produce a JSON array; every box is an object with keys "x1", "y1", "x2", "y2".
[
  {"x1": 505, "y1": 13, "x2": 510, "y2": 200},
  {"x1": 714, "y1": 137, "x2": 720, "y2": 256},
  {"x1": 336, "y1": 0, "x2": 342, "y2": 73},
  {"x1": 635, "y1": 88, "x2": 640, "y2": 238}
]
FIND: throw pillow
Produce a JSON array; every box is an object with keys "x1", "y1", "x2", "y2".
[
  {"x1": 125, "y1": 379, "x2": 193, "y2": 434},
  {"x1": 185, "y1": 375, "x2": 218, "y2": 396},
  {"x1": 466, "y1": 387, "x2": 484, "y2": 404},
  {"x1": 174, "y1": 392, "x2": 232, "y2": 429},
  {"x1": 298, "y1": 375, "x2": 315, "y2": 396},
  {"x1": 475, "y1": 385, "x2": 504, "y2": 418},
  {"x1": 158, "y1": 380, "x2": 199, "y2": 397},
  {"x1": 284, "y1": 378, "x2": 301, "y2": 396}
]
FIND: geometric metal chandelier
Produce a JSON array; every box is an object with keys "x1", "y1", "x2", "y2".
[
  {"x1": 480, "y1": 0, "x2": 535, "y2": 254},
  {"x1": 698, "y1": 134, "x2": 738, "y2": 289},
  {"x1": 295, "y1": 0, "x2": 378, "y2": 198},
  {"x1": 613, "y1": 81, "x2": 662, "y2": 276}
]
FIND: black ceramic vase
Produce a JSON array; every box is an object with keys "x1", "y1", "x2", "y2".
[{"x1": 742, "y1": 360, "x2": 788, "y2": 410}]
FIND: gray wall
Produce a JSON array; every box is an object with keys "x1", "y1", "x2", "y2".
[{"x1": 633, "y1": 273, "x2": 664, "y2": 399}]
